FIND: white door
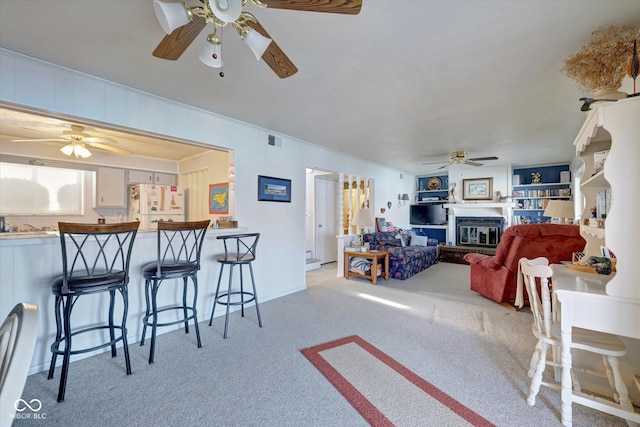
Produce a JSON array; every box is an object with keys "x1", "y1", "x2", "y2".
[{"x1": 315, "y1": 178, "x2": 337, "y2": 264}]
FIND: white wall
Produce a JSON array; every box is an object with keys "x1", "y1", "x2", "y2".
[{"x1": 0, "y1": 48, "x2": 413, "y2": 307}]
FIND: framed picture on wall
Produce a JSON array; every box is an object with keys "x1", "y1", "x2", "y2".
[
  {"x1": 209, "y1": 182, "x2": 229, "y2": 214},
  {"x1": 462, "y1": 177, "x2": 493, "y2": 201},
  {"x1": 258, "y1": 175, "x2": 291, "y2": 202}
]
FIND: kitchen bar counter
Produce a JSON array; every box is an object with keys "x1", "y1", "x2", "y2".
[
  {"x1": 0, "y1": 226, "x2": 247, "y2": 374},
  {"x1": 0, "y1": 227, "x2": 246, "y2": 241}
]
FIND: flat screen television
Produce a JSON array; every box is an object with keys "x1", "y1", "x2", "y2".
[{"x1": 410, "y1": 204, "x2": 447, "y2": 225}]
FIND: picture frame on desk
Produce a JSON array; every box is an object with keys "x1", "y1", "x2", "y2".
[{"x1": 462, "y1": 177, "x2": 493, "y2": 201}]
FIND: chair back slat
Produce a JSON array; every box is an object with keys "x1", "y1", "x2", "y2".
[
  {"x1": 519, "y1": 257, "x2": 553, "y2": 338},
  {"x1": 58, "y1": 222, "x2": 140, "y2": 294},
  {"x1": 155, "y1": 220, "x2": 210, "y2": 274},
  {"x1": 217, "y1": 233, "x2": 260, "y2": 262}
]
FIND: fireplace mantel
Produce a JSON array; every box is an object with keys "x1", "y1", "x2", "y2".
[
  {"x1": 443, "y1": 202, "x2": 512, "y2": 209},
  {"x1": 444, "y1": 202, "x2": 512, "y2": 220}
]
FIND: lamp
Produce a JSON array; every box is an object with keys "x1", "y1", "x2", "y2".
[
  {"x1": 241, "y1": 28, "x2": 272, "y2": 60},
  {"x1": 199, "y1": 34, "x2": 223, "y2": 68},
  {"x1": 60, "y1": 142, "x2": 92, "y2": 158},
  {"x1": 153, "y1": 0, "x2": 192, "y2": 35},
  {"x1": 543, "y1": 200, "x2": 574, "y2": 224},
  {"x1": 398, "y1": 193, "x2": 410, "y2": 207},
  {"x1": 207, "y1": 0, "x2": 242, "y2": 23},
  {"x1": 351, "y1": 207, "x2": 373, "y2": 244}
]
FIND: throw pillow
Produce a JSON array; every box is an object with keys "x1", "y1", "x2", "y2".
[
  {"x1": 410, "y1": 235, "x2": 429, "y2": 246},
  {"x1": 386, "y1": 221, "x2": 397, "y2": 232},
  {"x1": 376, "y1": 217, "x2": 388, "y2": 232},
  {"x1": 394, "y1": 232, "x2": 410, "y2": 248}
]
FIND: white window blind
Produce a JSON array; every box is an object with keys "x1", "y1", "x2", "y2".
[{"x1": 0, "y1": 162, "x2": 84, "y2": 215}]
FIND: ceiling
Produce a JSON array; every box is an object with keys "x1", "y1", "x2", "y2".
[
  {"x1": 0, "y1": 107, "x2": 212, "y2": 161},
  {"x1": 0, "y1": 1, "x2": 638, "y2": 173}
]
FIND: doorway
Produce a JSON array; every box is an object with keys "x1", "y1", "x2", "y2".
[
  {"x1": 305, "y1": 168, "x2": 339, "y2": 271},
  {"x1": 315, "y1": 177, "x2": 338, "y2": 264}
]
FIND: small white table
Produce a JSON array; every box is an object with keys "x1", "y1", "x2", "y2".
[{"x1": 552, "y1": 264, "x2": 640, "y2": 426}]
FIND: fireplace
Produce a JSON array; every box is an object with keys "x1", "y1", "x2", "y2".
[{"x1": 456, "y1": 217, "x2": 505, "y2": 247}]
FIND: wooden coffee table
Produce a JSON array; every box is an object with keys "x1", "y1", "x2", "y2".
[{"x1": 344, "y1": 249, "x2": 390, "y2": 284}]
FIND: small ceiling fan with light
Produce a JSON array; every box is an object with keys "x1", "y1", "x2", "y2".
[
  {"x1": 151, "y1": 0, "x2": 363, "y2": 78},
  {"x1": 11, "y1": 124, "x2": 133, "y2": 158},
  {"x1": 422, "y1": 151, "x2": 499, "y2": 170}
]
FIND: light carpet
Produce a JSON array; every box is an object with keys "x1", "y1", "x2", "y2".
[{"x1": 301, "y1": 335, "x2": 495, "y2": 427}]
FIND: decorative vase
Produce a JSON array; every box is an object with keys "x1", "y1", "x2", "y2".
[{"x1": 591, "y1": 85, "x2": 627, "y2": 100}]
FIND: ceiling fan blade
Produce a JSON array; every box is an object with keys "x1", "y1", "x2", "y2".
[
  {"x1": 152, "y1": 16, "x2": 207, "y2": 60},
  {"x1": 422, "y1": 159, "x2": 449, "y2": 165},
  {"x1": 263, "y1": 0, "x2": 362, "y2": 14},
  {"x1": 84, "y1": 136, "x2": 118, "y2": 144},
  {"x1": 245, "y1": 19, "x2": 298, "y2": 78},
  {"x1": 437, "y1": 162, "x2": 453, "y2": 170},
  {"x1": 87, "y1": 142, "x2": 133, "y2": 156},
  {"x1": 468, "y1": 156, "x2": 498, "y2": 161},
  {"x1": 11, "y1": 138, "x2": 65, "y2": 143},
  {"x1": 465, "y1": 161, "x2": 484, "y2": 167}
]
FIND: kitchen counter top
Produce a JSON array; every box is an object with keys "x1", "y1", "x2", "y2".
[{"x1": 0, "y1": 227, "x2": 246, "y2": 243}]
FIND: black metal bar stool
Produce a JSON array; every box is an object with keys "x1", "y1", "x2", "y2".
[
  {"x1": 48, "y1": 221, "x2": 139, "y2": 402},
  {"x1": 209, "y1": 233, "x2": 262, "y2": 338},
  {"x1": 140, "y1": 220, "x2": 210, "y2": 363}
]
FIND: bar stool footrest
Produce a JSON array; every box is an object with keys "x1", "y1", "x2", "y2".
[
  {"x1": 50, "y1": 325, "x2": 127, "y2": 356},
  {"x1": 216, "y1": 291, "x2": 256, "y2": 306},
  {"x1": 142, "y1": 306, "x2": 197, "y2": 329}
]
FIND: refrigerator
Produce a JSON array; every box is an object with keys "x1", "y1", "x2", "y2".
[{"x1": 128, "y1": 184, "x2": 185, "y2": 230}]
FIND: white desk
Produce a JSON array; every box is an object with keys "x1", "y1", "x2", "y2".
[{"x1": 552, "y1": 264, "x2": 640, "y2": 426}]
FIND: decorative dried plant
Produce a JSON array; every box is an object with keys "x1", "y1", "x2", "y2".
[{"x1": 563, "y1": 25, "x2": 640, "y2": 92}]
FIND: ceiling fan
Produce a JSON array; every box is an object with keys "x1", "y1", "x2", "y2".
[
  {"x1": 422, "y1": 151, "x2": 499, "y2": 170},
  {"x1": 151, "y1": 0, "x2": 363, "y2": 78},
  {"x1": 11, "y1": 124, "x2": 133, "y2": 158}
]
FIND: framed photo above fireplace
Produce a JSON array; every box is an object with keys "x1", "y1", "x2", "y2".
[{"x1": 462, "y1": 178, "x2": 493, "y2": 201}]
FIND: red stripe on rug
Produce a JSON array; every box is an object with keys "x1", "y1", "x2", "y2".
[{"x1": 300, "y1": 335, "x2": 495, "y2": 427}]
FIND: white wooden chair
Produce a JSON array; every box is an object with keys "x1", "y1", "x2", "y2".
[
  {"x1": 0, "y1": 303, "x2": 39, "y2": 427},
  {"x1": 519, "y1": 256, "x2": 635, "y2": 423}
]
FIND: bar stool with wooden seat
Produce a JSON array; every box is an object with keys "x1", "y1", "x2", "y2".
[
  {"x1": 519, "y1": 256, "x2": 634, "y2": 420},
  {"x1": 209, "y1": 233, "x2": 262, "y2": 338},
  {"x1": 140, "y1": 220, "x2": 210, "y2": 363},
  {"x1": 48, "y1": 221, "x2": 139, "y2": 402}
]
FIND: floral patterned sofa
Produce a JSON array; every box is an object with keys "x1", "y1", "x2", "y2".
[{"x1": 363, "y1": 231, "x2": 439, "y2": 280}]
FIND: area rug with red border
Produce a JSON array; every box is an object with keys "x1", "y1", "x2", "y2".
[{"x1": 300, "y1": 335, "x2": 495, "y2": 427}]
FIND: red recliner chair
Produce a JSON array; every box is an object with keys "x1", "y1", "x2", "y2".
[{"x1": 464, "y1": 224, "x2": 585, "y2": 306}]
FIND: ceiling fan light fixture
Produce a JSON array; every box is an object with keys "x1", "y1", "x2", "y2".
[
  {"x1": 61, "y1": 142, "x2": 92, "y2": 158},
  {"x1": 207, "y1": 0, "x2": 242, "y2": 23},
  {"x1": 199, "y1": 39, "x2": 223, "y2": 68},
  {"x1": 242, "y1": 28, "x2": 272, "y2": 60},
  {"x1": 74, "y1": 143, "x2": 92, "y2": 158},
  {"x1": 153, "y1": 0, "x2": 191, "y2": 34},
  {"x1": 60, "y1": 144, "x2": 74, "y2": 156}
]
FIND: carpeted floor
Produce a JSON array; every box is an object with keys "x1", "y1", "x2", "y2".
[
  {"x1": 12, "y1": 262, "x2": 636, "y2": 426},
  {"x1": 301, "y1": 335, "x2": 495, "y2": 427}
]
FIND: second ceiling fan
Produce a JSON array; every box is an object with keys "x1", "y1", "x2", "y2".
[
  {"x1": 12, "y1": 124, "x2": 133, "y2": 158},
  {"x1": 152, "y1": 0, "x2": 363, "y2": 78},
  {"x1": 422, "y1": 151, "x2": 499, "y2": 170}
]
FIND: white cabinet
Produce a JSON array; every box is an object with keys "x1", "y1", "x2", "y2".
[
  {"x1": 573, "y1": 97, "x2": 639, "y2": 300},
  {"x1": 127, "y1": 170, "x2": 176, "y2": 186},
  {"x1": 95, "y1": 167, "x2": 126, "y2": 208},
  {"x1": 153, "y1": 172, "x2": 177, "y2": 186},
  {"x1": 127, "y1": 169, "x2": 153, "y2": 184}
]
